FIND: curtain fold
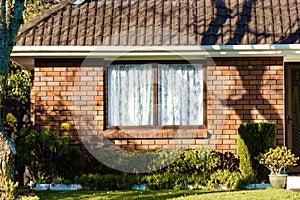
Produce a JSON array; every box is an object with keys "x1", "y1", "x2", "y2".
[
  {"x1": 158, "y1": 64, "x2": 203, "y2": 125},
  {"x1": 108, "y1": 65, "x2": 153, "y2": 126}
]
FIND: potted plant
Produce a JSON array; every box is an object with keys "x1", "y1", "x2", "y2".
[{"x1": 259, "y1": 146, "x2": 299, "y2": 189}]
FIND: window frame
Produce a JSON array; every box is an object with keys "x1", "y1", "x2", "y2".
[{"x1": 104, "y1": 60, "x2": 207, "y2": 129}]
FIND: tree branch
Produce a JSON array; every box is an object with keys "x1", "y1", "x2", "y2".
[
  {"x1": 0, "y1": 0, "x2": 6, "y2": 30},
  {"x1": 8, "y1": 0, "x2": 24, "y2": 47}
]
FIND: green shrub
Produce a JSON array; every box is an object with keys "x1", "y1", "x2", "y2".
[
  {"x1": 18, "y1": 196, "x2": 40, "y2": 200},
  {"x1": 95, "y1": 147, "x2": 185, "y2": 173},
  {"x1": 142, "y1": 173, "x2": 177, "y2": 190},
  {"x1": 208, "y1": 169, "x2": 252, "y2": 190},
  {"x1": 95, "y1": 162, "x2": 121, "y2": 175},
  {"x1": 75, "y1": 173, "x2": 138, "y2": 190},
  {"x1": 142, "y1": 173, "x2": 206, "y2": 190},
  {"x1": 217, "y1": 151, "x2": 239, "y2": 172},
  {"x1": 259, "y1": 146, "x2": 299, "y2": 175},
  {"x1": 76, "y1": 147, "x2": 245, "y2": 191},
  {"x1": 17, "y1": 191, "x2": 40, "y2": 200},
  {"x1": 5, "y1": 63, "x2": 31, "y2": 101},
  {"x1": 238, "y1": 122, "x2": 276, "y2": 182},
  {"x1": 15, "y1": 128, "x2": 69, "y2": 183},
  {"x1": 57, "y1": 148, "x2": 84, "y2": 182},
  {"x1": 166, "y1": 147, "x2": 221, "y2": 176}
]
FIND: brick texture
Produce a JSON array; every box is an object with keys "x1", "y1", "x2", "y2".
[
  {"x1": 206, "y1": 57, "x2": 284, "y2": 153},
  {"x1": 31, "y1": 57, "x2": 284, "y2": 155}
]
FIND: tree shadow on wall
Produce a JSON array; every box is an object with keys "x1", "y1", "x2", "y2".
[
  {"x1": 199, "y1": 0, "x2": 282, "y2": 125},
  {"x1": 224, "y1": 65, "x2": 281, "y2": 124},
  {"x1": 33, "y1": 93, "x2": 98, "y2": 172}
]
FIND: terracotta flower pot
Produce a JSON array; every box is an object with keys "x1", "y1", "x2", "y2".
[{"x1": 269, "y1": 174, "x2": 287, "y2": 189}]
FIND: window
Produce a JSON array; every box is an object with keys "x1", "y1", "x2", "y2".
[{"x1": 108, "y1": 63, "x2": 203, "y2": 126}]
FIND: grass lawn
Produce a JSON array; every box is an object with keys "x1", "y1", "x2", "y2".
[{"x1": 36, "y1": 189, "x2": 300, "y2": 200}]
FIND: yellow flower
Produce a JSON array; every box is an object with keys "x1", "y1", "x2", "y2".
[
  {"x1": 6, "y1": 113, "x2": 17, "y2": 124},
  {"x1": 60, "y1": 122, "x2": 71, "y2": 131}
]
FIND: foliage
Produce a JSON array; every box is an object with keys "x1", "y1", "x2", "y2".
[
  {"x1": 0, "y1": 0, "x2": 60, "y2": 102},
  {"x1": 142, "y1": 173, "x2": 206, "y2": 190},
  {"x1": 0, "y1": 0, "x2": 26, "y2": 102},
  {"x1": 23, "y1": 0, "x2": 61, "y2": 24},
  {"x1": 17, "y1": 196, "x2": 40, "y2": 200},
  {"x1": 94, "y1": 162, "x2": 121, "y2": 175},
  {"x1": 76, "y1": 147, "x2": 241, "y2": 190},
  {"x1": 166, "y1": 147, "x2": 221, "y2": 176},
  {"x1": 15, "y1": 128, "x2": 69, "y2": 183},
  {"x1": 237, "y1": 122, "x2": 276, "y2": 182},
  {"x1": 95, "y1": 146, "x2": 233, "y2": 175},
  {"x1": 5, "y1": 63, "x2": 31, "y2": 101},
  {"x1": 6, "y1": 112, "x2": 18, "y2": 133},
  {"x1": 95, "y1": 147, "x2": 185, "y2": 173},
  {"x1": 216, "y1": 151, "x2": 239, "y2": 172},
  {"x1": 6, "y1": 113, "x2": 17, "y2": 125},
  {"x1": 208, "y1": 169, "x2": 252, "y2": 190},
  {"x1": 57, "y1": 148, "x2": 84, "y2": 182},
  {"x1": 60, "y1": 122, "x2": 71, "y2": 131},
  {"x1": 17, "y1": 191, "x2": 40, "y2": 200},
  {"x1": 0, "y1": 0, "x2": 25, "y2": 196},
  {"x1": 259, "y1": 146, "x2": 299, "y2": 175},
  {"x1": 0, "y1": 133, "x2": 18, "y2": 200},
  {"x1": 75, "y1": 173, "x2": 138, "y2": 190}
]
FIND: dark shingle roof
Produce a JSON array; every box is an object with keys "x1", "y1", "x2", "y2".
[{"x1": 16, "y1": 0, "x2": 300, "y2": 46}]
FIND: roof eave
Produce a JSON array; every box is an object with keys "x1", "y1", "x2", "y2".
[{"x1": 11, "y1": 44, "x2": 300, "y2": 69}]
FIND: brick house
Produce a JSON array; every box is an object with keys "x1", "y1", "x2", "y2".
[{"x1": 9, "y1": 0, "x2": 300, "y2": 160}]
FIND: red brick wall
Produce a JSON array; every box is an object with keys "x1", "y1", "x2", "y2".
[
  {"x1": 206, "y1": 57, "x2": 284, "y2": 154},
  {"x1": 31, "y1": 57, "x2": 284, "y2": 154}
]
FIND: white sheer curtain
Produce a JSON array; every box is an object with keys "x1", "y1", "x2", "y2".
[
  {"x1": 108, "y1": 65, "x2": 153, "y2": 126},
  {"x1": 158, "y1": 64, "x2": 203, "y2": 125}
]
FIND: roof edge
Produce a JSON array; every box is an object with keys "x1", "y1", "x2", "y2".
[
  {"x1": 12, "y1": 44, "x2": 300, "y2": 70},
  {"x1": 17, "y1": 0, "x2": 70, "y2": 36},
  {"x1": 11, "y1": 44, "x2": 300, "y2": 53}
]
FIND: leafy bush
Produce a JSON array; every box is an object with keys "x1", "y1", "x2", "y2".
[
  {"x1": 95, "y1": 147, "x2": 185, "y2": 173},
  {"x1": 23, "y1": 0, "x2": 61, "y2": 24},
  {"x1": 75, "y1": 173, "x2": 138, "y2": 190},
  {"x1": 5, "y1": 63, "x2": 31, "y2": 101},
  {"x1": 217, "y1": 151, "x2": 239, "y2": 172},
  {"x1": 238, "y1": 122, "x2": 276, "y2": 182},
  {"x1": 142, "y1": 173, "x2": 206, "y2": 190},
  {"x1": 15, "y1": 128, "x2": 69, "y2": 183},
  {"x1": 95, "y1": 162, "x2": 121, "y2": 175},
  {"x1": 259, "y1": 146, "x2": 299, "y2": 175},
  {"x1": 5, "y1": 113, "x2": 18, "y2": 137},
  {"x1": 166, "y1": 147, "x2": 221, "y2": 176},
  {"x1": 57, "y1": 148, "x2": 84, "y2": 182},
  {"x1": 208, "y1": 169, "x2": 252, "y2": 190},
  {"x1": 6, "y1": 113, "x2": 17, "y2": 125},
  {"x1": 17, "y1": 196, "x2": 40, "y2": 200},
  {"x1": 17, "y1": 191, "x2": 39, "y2": 200},
  {"x1": 84, "y1": 147, "x2": 242, "y2": 191}
]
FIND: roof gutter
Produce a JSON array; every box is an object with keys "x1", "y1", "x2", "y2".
[{"x1": 11, "y1": 44, "x2": 300, "y2": 69}]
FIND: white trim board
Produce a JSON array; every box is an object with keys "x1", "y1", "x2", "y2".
[{"x1": 11, "y1": 44, "x2": 300, "y2": 69}]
